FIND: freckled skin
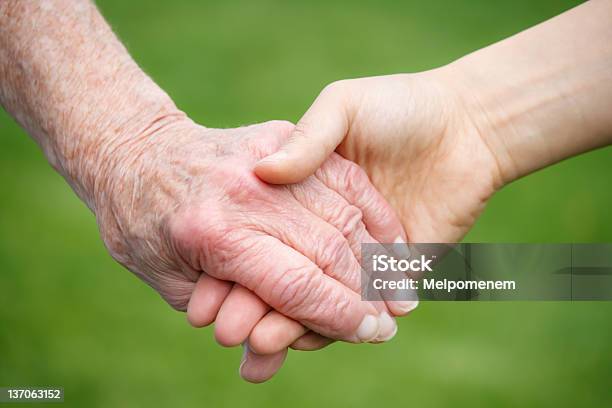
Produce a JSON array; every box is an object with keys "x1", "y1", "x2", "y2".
[
  {"x1": 105, "y1": 119, "x2": 397, "y2": 333},
  {"x1": 0, "y1": 0, "x2": 406, "y2": 379},
  {"x1": 0, "y1": 0, "x2": 178, "y2": 209}
]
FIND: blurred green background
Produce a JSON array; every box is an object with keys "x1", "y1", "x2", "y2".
[{"x1": 1, "y1": 0, "x2": 611, "y2": 406}]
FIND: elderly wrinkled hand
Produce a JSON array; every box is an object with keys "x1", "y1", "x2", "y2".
[
  {"x1": 97, "y1": 117, "x2": 408, "y2": 339},
  {"x1": 0, "y1": 0, "x2": 415, "y2": 386}
]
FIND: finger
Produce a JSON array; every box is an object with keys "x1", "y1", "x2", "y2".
[
  {"x1": 254, "y1": 82, "x2": 351, "y2": 184},
  {"x1": 243, "y1": 178, "x2": 397, "y2": 347},
  {"x1": 287, "y1": 176, "x2": 376, "y2": 260},
  {"x1": 214, "y1": 284, "x2": 270, "y2": 347},
  {"x1": 239, "y1": 341, "x2": 287, "y2": 384},
  {"x1": 290, "y1": 332, "x2": 335, "y2": 351},
  {"x1": 316, "y1": 153, "x2": 407, "y2": 244},
  {"x1": 207, "y1": 233, "x2": 382, "y2": 343},
  {"x1": 363, "y1": 242, "x2": 420, "y2": 318},
  {"x1": 182, "y1": 198, "x2": 387, "y2": 342},
  {"x1": 248, "y1": 310, "x2": 308, "y2": 355},
  {"x1": 186, "y1": 273, "x2": 232, "y2": 327},
  {"x1": 315, "y1": 154, "x2": 418, "y2": 316},
  {"x1": 256, "y1": 197, "x2": 365, "y2": 299},
  {"x1": 286, "y1": 177, "x2": 398, "y2": 340},
  {"x1": 261, "y1": 203, "x2": 398, "y2": 341}
]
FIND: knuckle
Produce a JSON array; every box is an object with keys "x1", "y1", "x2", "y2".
[
  {"x1": 168, "y1": 205, "x2": 240, "y2": 271},
  {"x1": 334, "y1": 159, "x2": 400, "y2": 233},
  {"x1": 250, "y1": 326, "x2": 283, "y2": 354},
  {"x1": 169, "y1": 207, "x2": 222, "y2": 251},
  {"x1": 267, "y1": 264, "x2": 322, "y2": 319},
  {"x1": 319, "y1": 232, "x2": 351, "y2": 271},
  {"x1": 342, "y1": 160, "x2": 369, "y2": 192},
  {"x1": 316, "y1": 231, "x2": 360, "y2": 290},
  {"x1": 226, "y1": 237, "x2": 271, "y2": 287},
  {"x1": 368, "y1": 198, "x2": 397, "y2": 231},
  {"x1": 327, "y1": 294, "x2": 352, "y2": 333},
  {"x1": 330, "y1": 204, "x2": 364, "y2": 238},
  {"x1": 296, "y1": 285, "x2": 353, "y2": 335},
  {"x1": 168, "y1": 171, "x2": 265, "y2": 247}
]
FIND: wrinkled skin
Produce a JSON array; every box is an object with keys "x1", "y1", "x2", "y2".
[{"x1": 95, "y1": 118, "x2": 408, "y2": 382}]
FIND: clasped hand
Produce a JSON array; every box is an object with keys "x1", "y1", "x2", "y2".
[{"x1": 99, "y1": 71, "x2": 500, "y2": 383}]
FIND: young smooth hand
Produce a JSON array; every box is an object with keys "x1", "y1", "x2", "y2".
[
  {"x1": 254, "y1": 0, "x2": 612, "y2": 244},
  {"x1": 250, "y1": 1, "x2": 612, "y2": 379},
  {"x1": 255, "y1": 72, "x2": 502, "y2": 243}
]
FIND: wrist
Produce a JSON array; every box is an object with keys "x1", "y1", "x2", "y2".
[
  {"x1": 84, "y1": 104, "x2": 188, "y2": 214},
  {"x1": 423, "y1": 64, "x2": 514, "y2": 189},
  {"x1": 433, "y1": 61, "x2": 526, "y2": 186},
  {"x1": 436, "y1": 0, "x2": 612, "y2": 185},
  {"x1": 87, "y1": 106, "x2": 193, "y2": 268},
  {"x1": 50, "y1": 66, "x2": 187, "y2": 212},
  {"x1": 0, "y1": 0, "x2": 190, "y2": 212}
]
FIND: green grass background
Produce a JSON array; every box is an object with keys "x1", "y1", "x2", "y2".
[{"x1": 1, "y1": 0, "x2": 611, "y2": 406}]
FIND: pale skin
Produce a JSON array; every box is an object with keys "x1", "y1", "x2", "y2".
[
  {"x1": 0, "y1": 0, "x2": 418, "y2": 384},
  {"x1": 253, "y1": 0, "x2": 612, "y2": 378}
]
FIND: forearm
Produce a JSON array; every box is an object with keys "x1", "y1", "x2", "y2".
[
  {"x1": 445, "y1": 0, "x2": 612, "y2": 184},
  {"x1": 0, "y1": 0, "x2": 183, "y2": 210}
]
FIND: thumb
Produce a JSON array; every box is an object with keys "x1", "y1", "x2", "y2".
[{"x1": 255, "y1": 83, "x2": 351, "y2": 184}]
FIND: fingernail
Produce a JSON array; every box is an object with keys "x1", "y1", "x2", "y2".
[
  {"x1": 239, "y1": 341, "x2": 249, "y2": 377},
  {"x1": 258, "y1": 150, "x2": 288, "y2": 164},
  {"x1": 356, "y1": 314, "x2": 379, "y2": 342},
  {"x1": 374, "y1": 312, "x2": 397, "y2": 342},
  {"x1": 380, "y1": 324, "x2": 398, "y2": 342},
  {"x1": 394, "y1": 236, "x2": 411, "y2": 259},
  {"x1": 394, "y1": 300, "x2": 419, "y2": 314}
]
